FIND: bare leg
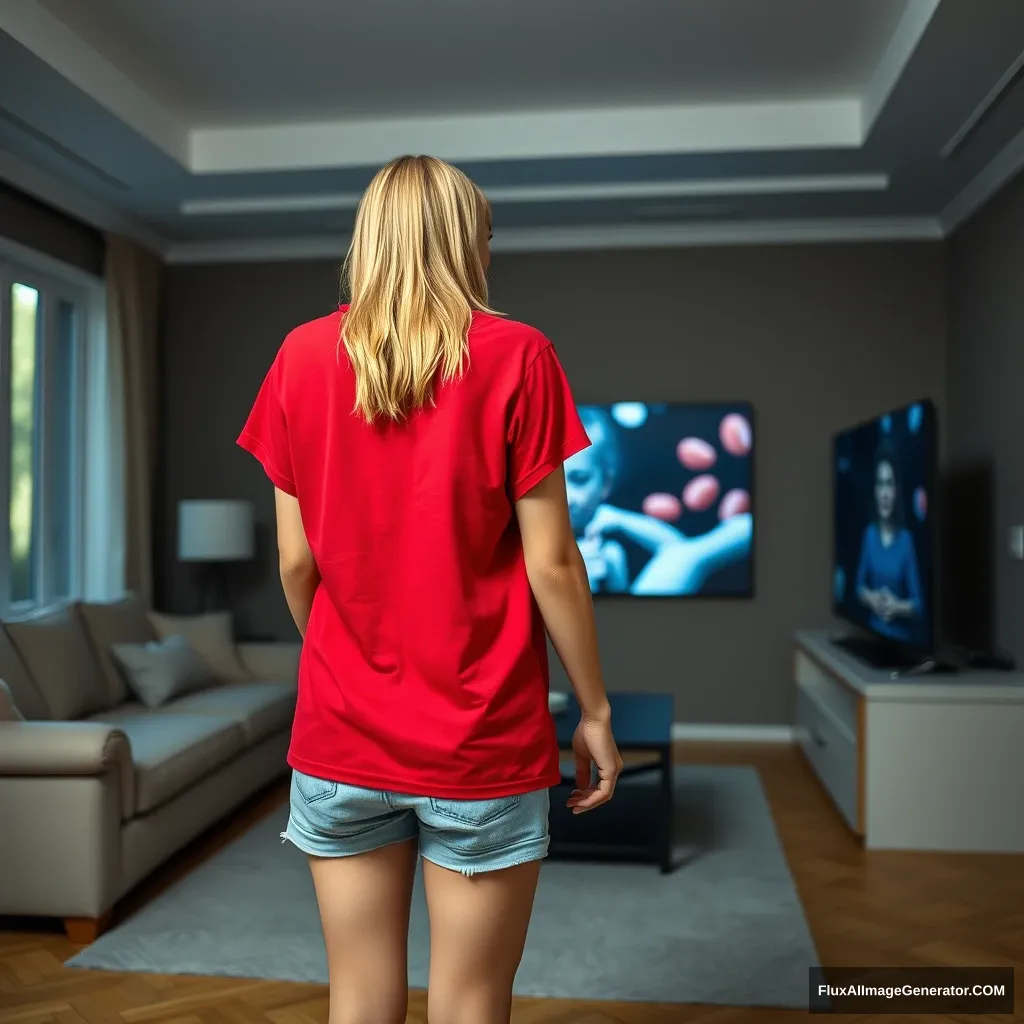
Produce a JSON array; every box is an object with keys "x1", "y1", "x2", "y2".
[
  {"x1": 422, "y1": 858, "x2": 541, "y2": 1024},
  {"x1": 308, "y1": 838, "x2": 417, "y2": 1024}
]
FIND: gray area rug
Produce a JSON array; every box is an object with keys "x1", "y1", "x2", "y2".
[{"x1": 67, "y1": 765, "x2": 818, "y2": 1007}]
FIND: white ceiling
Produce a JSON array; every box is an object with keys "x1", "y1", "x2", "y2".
[
  {"x1": 33, "y1": 0, "x2": 911, "y2": 123},
  {"x1": 1, "y1": 0, "x2": 1024, "y2": 263}
]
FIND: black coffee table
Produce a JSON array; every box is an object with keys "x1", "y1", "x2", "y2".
[{"x1": 549, "y1": 691, "x2": 675, "y2": 873}]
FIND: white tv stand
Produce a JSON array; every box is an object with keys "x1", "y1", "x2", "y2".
[{"x1": 794, "y1": 630, "x2": 1024, "y2": 852}]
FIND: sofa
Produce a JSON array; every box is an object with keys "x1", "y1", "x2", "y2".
[{"x1": 0, "y1": 594, "x2": 299, "y2": 943}]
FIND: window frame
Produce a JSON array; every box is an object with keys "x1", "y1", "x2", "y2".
[{"x1": 0, "y1": 238, "x2": 101, "y2": 618}]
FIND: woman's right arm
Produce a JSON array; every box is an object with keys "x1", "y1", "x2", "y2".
[
  {"x1": 517, "y1": 468, "x2": 622, "y2": 811},
  {"x1": 515, "y1": 467, "x2": 611, "y2": 723}
]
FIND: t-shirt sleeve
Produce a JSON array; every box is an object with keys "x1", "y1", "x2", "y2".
[
  {"x1": 507, "y1": 344, "x2": 591, "y2": 501},
  {"x1": 237, "y1": 356, "x2": 296, "y2": 495}
]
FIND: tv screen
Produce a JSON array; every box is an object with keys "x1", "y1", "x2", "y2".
[
  {"x1": 567, "y1": 402, "x2": 754, "y2": 596},
  {"x1": 832, "y1": 400, "x2": 935, "y2": 652}
]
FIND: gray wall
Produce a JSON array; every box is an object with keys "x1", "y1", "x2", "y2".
[
  {"x1": 161, "y1": 243, "x2": 947, "y2": 725},
  {"x1": 0, "y1": 183, "x2": 104, "y2": 275},
  {"x1": 947, "y1": 173, "x2": 1024, "y2": 664}
]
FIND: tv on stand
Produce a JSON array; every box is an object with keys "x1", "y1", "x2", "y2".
[{"x1": 830, "y1": 399, "x2": 948, "y2": 675}]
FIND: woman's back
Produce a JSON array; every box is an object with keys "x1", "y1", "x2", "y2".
[
  {"x1": 237, "y1": 157, "x2": 620, "y2": 1024},
  {"x1": 240, "y1": 303, "x2": 588, "y2": 796}
]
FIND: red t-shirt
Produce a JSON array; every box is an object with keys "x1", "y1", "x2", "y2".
[{"x1": 238, "y1": 307, "x2": 590, "y2": 798}]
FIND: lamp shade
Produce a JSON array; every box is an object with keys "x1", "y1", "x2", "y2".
[{"x1": 178, "y1": 500, "x2": 254, "y2": 562}]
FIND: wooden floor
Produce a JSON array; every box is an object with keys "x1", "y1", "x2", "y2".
[{"x1": 1, "y1": 742, "x2": 1020, "y2": 1024}]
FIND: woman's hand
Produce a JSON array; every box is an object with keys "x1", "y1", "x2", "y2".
[
  {"x1": 568, "y1": 711, "x2": 623, "y2": 814},
  {"x1": 875, "y1": 588, "x2": 896, "y2": 621},
  {"x1": 584, "y1": 504, "x2": 631, "y2": 542},
  {"x1": 585, "y1": 503, "x2": 683, "y2": 554}
]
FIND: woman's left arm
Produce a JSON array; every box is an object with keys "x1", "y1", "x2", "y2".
[{"x1": 275, "y1": 488, "x2": 320, "y2": 637}]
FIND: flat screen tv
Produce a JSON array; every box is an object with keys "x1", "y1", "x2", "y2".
[
  {"x1": 832, "y1": 399, "x2": 936, "y2": 654},
  {"x1": 567, "y1": 402, "x2": 754, "y2": 596}
]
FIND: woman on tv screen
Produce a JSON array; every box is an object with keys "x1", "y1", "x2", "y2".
[{"x1": 855, "y1": 439, "x2": 923, "y2": 643}]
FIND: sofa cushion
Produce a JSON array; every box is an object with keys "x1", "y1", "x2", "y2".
[
  {"x1": 0, "y1": 625, "x2": 50, "y2": 720},
  {"x1": 111, "y1": 635, "x2": 219, "y2": 709},
  {"x1": 4, "y1": 605, "x2": 110, "y2": 720},
  {"x1": 153, "y1": 680, "x2": 296, "y2": 744},
  {"x1": 87, "y1": 706, "x2": 247, "y2": 815},
  {"x1": 238, "y1": 642, "x2": 301, "y2": 683},
  {"x1": 76, "y1": 593, "x2": 157, "y2": 705},
  {"x1": 148, "y1": 611, "x2": 252, "y2": 682}
]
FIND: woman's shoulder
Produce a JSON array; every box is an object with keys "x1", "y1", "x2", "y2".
[
  {"x1": 280, "y1": 308, "x2": 345, "y2": 356},
  {"x1": 471, "y1": 311, "x2": 552, "y2": 364}
]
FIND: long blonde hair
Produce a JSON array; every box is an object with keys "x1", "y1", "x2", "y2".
[{"x1": 340, "y1": 155, "x2": 500, "y2": 422}]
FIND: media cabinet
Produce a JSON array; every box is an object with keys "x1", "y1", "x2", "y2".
[{"x1": 794, "y1": 630, "x2": 1024, "y2": 852}]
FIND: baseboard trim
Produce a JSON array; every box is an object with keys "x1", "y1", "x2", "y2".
[{"x1": 671, "y1": 723, "x2": 795, "y2": 743}]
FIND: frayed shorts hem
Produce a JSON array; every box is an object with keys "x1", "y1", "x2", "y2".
[
  {"x1": 281, "y1": 770, "x2": 551, "y2": 876},
  {"x1": 282, "y1": 827, "x2": 549, "y2": 875},
  {"x1": 279, "y1": 828, "x2": 415, "y2": 859},
  {"x1": 422, "y1": 834, "x2": 550, "y2": 876}
]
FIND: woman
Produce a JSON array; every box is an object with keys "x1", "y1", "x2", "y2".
[
  {"x1": 238, "y1": 155, "x2": 623, "y2": 1024},
  {"x1": 855, "y1": 439, "x2": 923, "y2": 643}
]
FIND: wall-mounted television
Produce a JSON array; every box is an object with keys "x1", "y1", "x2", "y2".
[
  {"x1": 567, "y1": 402, "x2": 754, "y2": 596},
  {"x1": 832, "y1": 399, "x2": 936, "y2": 656}
]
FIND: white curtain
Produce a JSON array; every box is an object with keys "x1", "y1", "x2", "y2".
[
  {"x1": 81, "y1": 235, "x2": 162, "y2": 603},
  {"x1": 81, "y1": 275, "x2": 126, "y2": 601}
]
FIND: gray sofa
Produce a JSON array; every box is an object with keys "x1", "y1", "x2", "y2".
[{"x1": 0, "y1": 594, "x2": 299, "y2": 942}]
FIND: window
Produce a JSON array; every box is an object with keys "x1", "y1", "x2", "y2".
[{"x1": 0, "y1": 252, "x2": 91, "y2": 616}]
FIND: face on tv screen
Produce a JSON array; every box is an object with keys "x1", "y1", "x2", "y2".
[
  {"x1": 833, "y1": 400, "x2": 934, "y2": 650},
  {"x1": 566, "y1": 402, "x2": 754, "y2": 596}
]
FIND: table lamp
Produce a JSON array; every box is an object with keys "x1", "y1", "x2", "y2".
[{"x1": 178, "y1": 499, "x2": 254, "y2": 611}]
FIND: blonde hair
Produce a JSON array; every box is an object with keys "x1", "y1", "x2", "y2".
[{"x1": 340, "y1": 155, "x2": 500, "y2": 422}]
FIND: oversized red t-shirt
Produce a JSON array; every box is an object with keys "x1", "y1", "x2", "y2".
[{"x1": 237, "y1": 307, "x2": 591, "y2": 798}]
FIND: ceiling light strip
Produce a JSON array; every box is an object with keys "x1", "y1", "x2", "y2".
[{"x1": 180, "y1": 173, "x2": 889, "y2": 217}]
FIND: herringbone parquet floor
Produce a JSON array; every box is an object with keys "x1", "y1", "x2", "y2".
[{"x1": 1, "y1": 742, "x2": 1020, "y2": 1024}]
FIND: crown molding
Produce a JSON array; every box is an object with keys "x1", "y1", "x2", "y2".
[
  {"x1": 939, "y1": 122, "x2": 1024, "y2": 234},
  {"x1": 0, "y1": 148, "x2": 170, "y2": 256},
  {"x1": 0, "y1": 0, "x2": 188, "y2": 163},
  {"x1": 860, "y1": 0, "x2": 941, "y2": 137},
  {"x1": 180, "y1": 173, "x2": 890, "y2": 217},
  {"x1": 165, "y1": 217, "x2": 943, "y2": 265}
]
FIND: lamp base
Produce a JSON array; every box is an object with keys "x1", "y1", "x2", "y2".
[{"x1": 195, "y1": 562, "x2": 230, "y2": 613}]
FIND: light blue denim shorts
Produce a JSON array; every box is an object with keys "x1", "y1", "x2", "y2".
[{"x1": 282, "y1": 769, "x2": 551, "y2": 875}]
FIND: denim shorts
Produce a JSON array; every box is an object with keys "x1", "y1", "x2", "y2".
[{"x1": 282, "y1": 769, "x2": 551, "y2": 875}]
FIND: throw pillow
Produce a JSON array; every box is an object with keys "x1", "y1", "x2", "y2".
[
  {"x1": 110, "y1": 636, "x2": 219, "y2": 709},
  {"x1": 147, "y1": 610, "x2": 252, "y2": 682},
  {"x1": 4, "y1": 604, "x2": 110, "y2": 720},
  {"x1": 76, "y1": 592, "x2": 157, "y2": 705},
  {"x1": 0, "y1": 625, "x2": 50, "y2": 720},
  {"x1": 0, "y1": 678, "x2": 25, "y2": 721}
]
